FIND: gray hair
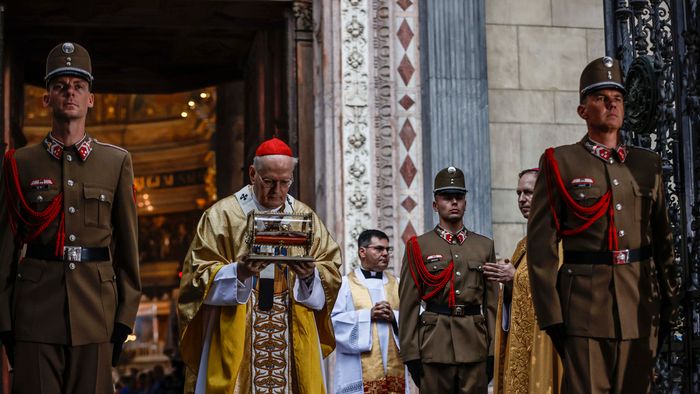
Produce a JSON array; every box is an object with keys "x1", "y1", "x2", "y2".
[{"x1": 253, "y1": 155, "x2": 299, "y2": 171}]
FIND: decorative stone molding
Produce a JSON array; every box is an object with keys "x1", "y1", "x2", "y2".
[
  {"x1": 393, "y1": 0, "x2": 424, "y2": 265},
  {"x1": 340, "y1": 0, "x2": 373, "y2": 267},
  {"x1": 372, "y1": 0, "x2": 396, "y2": 264},
  {"x1": 292, "y1": 0, "x2": 313, "y2": 32}
]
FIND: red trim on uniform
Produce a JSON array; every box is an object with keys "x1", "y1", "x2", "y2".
[
  {"x1": 543, "y1": 148, "x2": 618, "y2": 250},
  {"x1": 406, "y1": 236, "x2": 456, "y2": 308},
  {"x1": 3, "y1": 150, "x2": 65, "y2": 256}
]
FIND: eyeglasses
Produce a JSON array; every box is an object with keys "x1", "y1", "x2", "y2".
[
  {"x1": 365, "y1": 245, "x2": 393, "y2": 254},
  {"x1": 256, "y1": 173, "x2": 294, "y2": 189}
]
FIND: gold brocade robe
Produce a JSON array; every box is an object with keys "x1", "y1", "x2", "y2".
[
  {"x1": 493, "y1": 238, "x2": 563, "y2": 394},
  {"x1": 177, "y1": 188, "x2": 342, "y2": 394}
]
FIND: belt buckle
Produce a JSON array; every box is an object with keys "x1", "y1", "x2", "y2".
[
  {"x1": 63, "y1": 246, "x2": 82, "y2": 262},
  {"x1": 612, "y1": 249, "x2": 629, "y2": 265},
  {"x1": 452, "y1": 305, "x2": 465, "y2": 317}
]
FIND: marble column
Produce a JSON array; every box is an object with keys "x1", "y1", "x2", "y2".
[{"x1": 419, "y1": 0, "x2": 492, "y2": 236}]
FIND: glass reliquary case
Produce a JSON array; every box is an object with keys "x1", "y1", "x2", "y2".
[{"x1": 245, "y1": 212, "x2": 315, "y2": 263}]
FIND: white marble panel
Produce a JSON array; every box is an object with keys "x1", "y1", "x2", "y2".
[
  {"x1": 552, "y1": 0, "x2": 604, "y2": 29},
  {"x1": 489, "y1": 89, "x2": 555, "y2": 124},
  {"x1": 486, "y1": 0, "x2": 552, "y2": 26},
  {"x1": 486, "y1": 24, "x2": 519, "y2": 89},
  {"x1": 490, "y1": 123, "x2": 521, "y2": 189},
  {"x1": 519, "y1": 26, "x2": 588, "y2": 91}
]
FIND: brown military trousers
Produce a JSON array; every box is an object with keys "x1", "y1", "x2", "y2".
[
  {"x1": 420, "y1": 361, "x2": 487, "y2": 394},
  {"x1": 12, "y1": 341, "x2": 112, "y2": 394},
  {"x1": 563, "y1": 336, "x2": 657, "y2": 394}
]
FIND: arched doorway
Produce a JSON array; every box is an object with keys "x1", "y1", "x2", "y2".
[{"x1": 0, "y1": 0, "x2": 315, "y2": 390}]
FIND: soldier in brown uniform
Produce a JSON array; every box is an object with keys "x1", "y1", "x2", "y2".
[
  {"x1": 399, "y1": 166, "x2": 498, "y2": 393},
  {"x1": 0, "y1": 42, "x2": 141, "y2": 393},
  {"x1": 527, "y1": 57, "x2": 679, "y2": 393}
]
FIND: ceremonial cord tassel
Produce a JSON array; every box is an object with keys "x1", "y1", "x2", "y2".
[
  {"x1": 406, "y1": 236, "x2": 456, "y2": 307},
  {"x1": 3, "y1": 150, "x2": 66, "y2": 256}
]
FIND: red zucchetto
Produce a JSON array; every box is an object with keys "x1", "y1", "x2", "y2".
[{"x1": 255, "y1": 137, "x2": 293, "y2": 157}]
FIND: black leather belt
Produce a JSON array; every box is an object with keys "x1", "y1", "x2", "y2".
[
  {"x1": 26, "y1": 245, "x2": 110, "y2": 262},
  {"x1": 564, "y1": 245, "x2": 652, "y2": 265},
  {"x1": 425, "y1": 303, "x2": 481, "y2": 317}
]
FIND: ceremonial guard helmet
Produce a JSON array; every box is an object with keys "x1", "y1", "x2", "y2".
[
  {"x1": 433, "y1": 166, "x2": 467, "y2": 195},
  {"x1": 45, "y1": 42, "x2": 94, "y2": 87},
  {"x1": 579, "y1": 56, "x2": 624, "y2": 99}
]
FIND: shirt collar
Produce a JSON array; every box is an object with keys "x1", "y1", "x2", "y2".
[
  {"x1": 434, "y1": 225, "x2": 468, "y2": 245},
  {"x1": 43, "y1": 132, "x2": 94, "y2": 161},
  {"x1": 360, "y1": 268, "x2": 383, "y2": 279},
  {"x1": 583, "y1": 136, "x2": 627, "y2": 163}
]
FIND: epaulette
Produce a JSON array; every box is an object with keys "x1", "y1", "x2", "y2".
[{"x1": 93, "y1": 139, "x2": 129, "y2": 153}]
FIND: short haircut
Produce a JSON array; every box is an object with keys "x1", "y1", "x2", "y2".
[
  {"x1": 518, "y1": 168, "x2": 540, "y2": 179},
  {"x1": 357, "y1": 229, "x2": 389, "y2": 249}
]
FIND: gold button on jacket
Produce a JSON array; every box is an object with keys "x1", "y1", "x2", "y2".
[
  {"x1": 527, "y1": 139, "x2": 679, "y2": 340},
  {"x1": 0, "y1": 138, "x2": 141, "y2": 346},
  {"x1": 399, "y1": 229, "x2": 499, "y2": 364}
]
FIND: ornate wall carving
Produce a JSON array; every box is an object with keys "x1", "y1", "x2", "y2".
[
  {"x1": 372, "y1": 0, "x2": 396, "y2": 263},
  {"x1": 340, "y1": 0, "x2": 374, "y2": 266}
]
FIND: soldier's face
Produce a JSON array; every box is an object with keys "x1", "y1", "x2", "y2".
[
  {"x1": 358, "y1": 236, "x2": 390, "y2": 272},
  {"x1": 577, "y1": 89, "x2": 624, "y2": 133},
  {"x1": 516, "y1": 172, "x2": 537, "y2": 219},
  {"x1": 433, "y1": 192, "x2": 466, "y2": 222},
  {"x1": 249, "y1": 155, "x2": 295, "y2": 209},
  {"x1": 43, "y1": 76, "x2": 94, "y2": 121}
]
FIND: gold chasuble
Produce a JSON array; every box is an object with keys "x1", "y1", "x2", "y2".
[
  {"x1": 493, "y1": 238, "x2": 563, "y2": 394},
  {"x1": 178, "y1": 186, "x2": 342, "y2": 394},
  {"x1": 347, "y1": 271, "x2": 405, "y2": 394}
]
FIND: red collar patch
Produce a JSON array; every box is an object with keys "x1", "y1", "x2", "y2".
[
  {"x1": 584, "y1": 138, "x2": 627, "y2": 163},
  {"x1": 435, "y1": 226, "x2": 468, "y2": 245},
  {"x1": 43, "y1": 133, "x2": 93, "y2": 161}
]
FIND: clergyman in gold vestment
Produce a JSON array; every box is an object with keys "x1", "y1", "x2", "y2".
[
  {"x1": 483, "y1": 169, "x2": 562, "y2": 394},
  {"x1": 177, "y1": 138, "x2": 342, "y2": 394}
]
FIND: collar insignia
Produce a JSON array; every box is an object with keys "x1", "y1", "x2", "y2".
[
  {"x1": 584, "y1": 138, "x2": 627, "y2": 163},
  {"x1": 435, "y1": 225, "x2": 468, "y2": 245},
  {"x1": 43, "y1": 133, "x2": 94, "y2": 161}
]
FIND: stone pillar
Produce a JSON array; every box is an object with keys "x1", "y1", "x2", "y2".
[{"x1": 419, "y1": 0, "x2": 492, "y2": 236}]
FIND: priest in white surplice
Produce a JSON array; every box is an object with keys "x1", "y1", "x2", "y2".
[{"x1": 331, "y1": 230, "x2": 408, "y2": 394}]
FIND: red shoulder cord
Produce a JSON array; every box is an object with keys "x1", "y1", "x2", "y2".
[
  {"x1": 406, "y1": 236, "x2": 456, "y2": 307},
  {"x1": 3, "y1": 150, "x2": 66, "y2": 256},
  {"x1": 543, "y1": 148, "x2": 619, "y2": 250}
]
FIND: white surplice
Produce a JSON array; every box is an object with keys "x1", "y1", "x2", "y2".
[{"x1": 331, "y1": 267, "x2": 409, "y2": 394}]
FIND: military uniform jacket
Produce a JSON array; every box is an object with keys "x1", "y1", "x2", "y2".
[
  {"x1": 398, "y1": 227, "x2": 498, "y2": 364},
  {"x1": 527, "y1": 137, "x2": 678, "y2": 340},
  {"x1": 0, "y1": 133, "x2": 141, "y2": 346}
]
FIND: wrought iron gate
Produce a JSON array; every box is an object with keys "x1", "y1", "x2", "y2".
[{"x1": 604, "y1": 0, "x2": 699, "y2": 392}]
